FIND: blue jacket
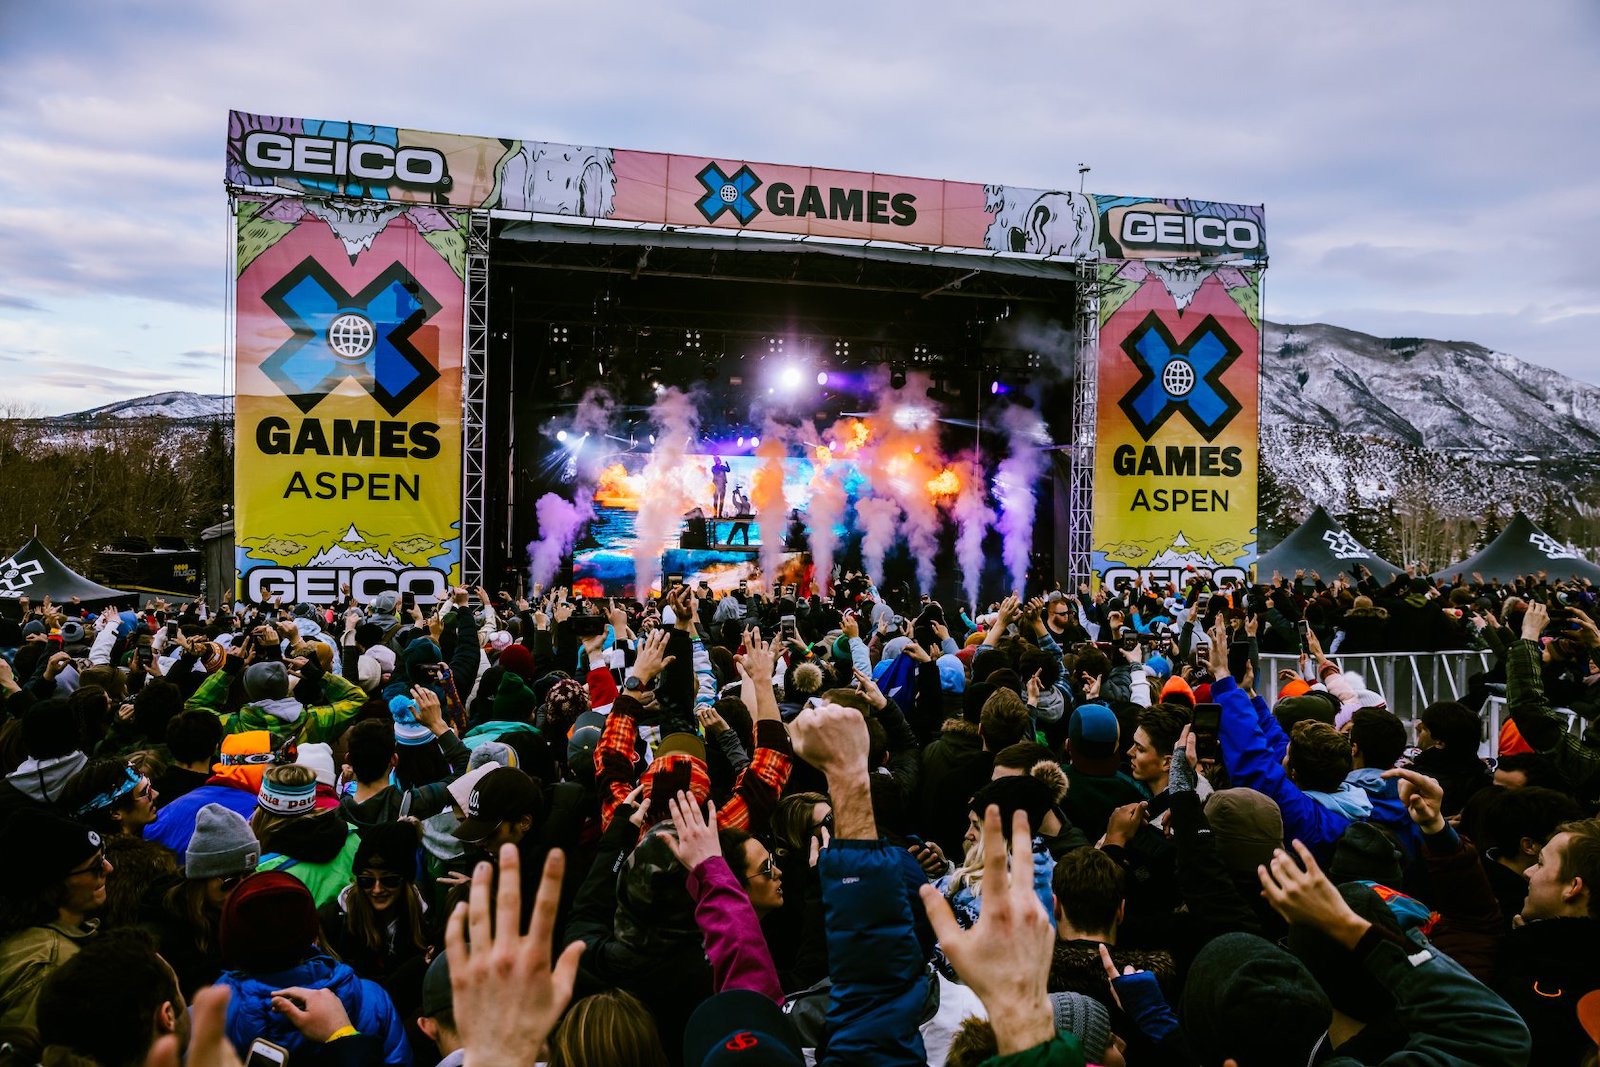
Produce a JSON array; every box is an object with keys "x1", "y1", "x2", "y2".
[
  {"x1": 818, "y1": 840, "x2": 930, "y2": 1066},
  {"x1": 1214, "y1": 676, "x2": 1350, "y2": 864},
  {"x1": 218, "y1": 954, "x2": 410, "y2": 1065},
  {"x1": 145, "y1": 780, "x2": 258, "y2": 857}
]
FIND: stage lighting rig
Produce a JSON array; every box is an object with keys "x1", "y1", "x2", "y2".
[{"x1": 890, "y1": 363, "x2": 907, "y2": 389}]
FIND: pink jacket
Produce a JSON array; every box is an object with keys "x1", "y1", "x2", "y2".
[{"x1": 685, "y1": 856, "x2": 783, "y2": 1004}]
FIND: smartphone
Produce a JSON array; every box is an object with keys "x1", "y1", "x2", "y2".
[
  {"x1": 1226, "y1": 639, "x2": 1251, "y2": 679},
  {"x1": 400, "y1": 591, "x2": 415, "y2": 612},
  {"x1": 245, "y1": 1038, "x2": 289, "y2": 1067},
  {"x1": 739, "y1": 580, "x2": 749, "y2": 593},
  {"x1": 781, "y1": 614, "x2": 797, "y2": 639},
  {"x1": 668, "y1": 574, "x2": 684, "y2": 589},
  {"x1": 1119, "y1": 634, "x2": 1140, "y2": 652},
  {"x1": 167, "y1": 621, "x2": 179, "y2": 637},
  {"x1": 1145, "y1": 790, "x2": 1173, "y2": 819},
  {"x1": 572, "y1": 614, "x2": 607, "y2": 638},
  {"x1": 1192, "y1": 702, "x2": 1224, "y2": 761},
  {"x1": 782, "y1": 584, "x2": 796, "y2": 599},
  {"x1": 1296, "y1": 619, "x2": 1310, "y2": 639},
  {"x1": 256, "y1": 641, "x2": 282, "y2": 662}
]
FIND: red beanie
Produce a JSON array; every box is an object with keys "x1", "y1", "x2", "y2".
[
  {"x1": 1194, "y1": 682, "x2": 1213, "y2": 704},
  {"x1": 1160, "y1": 676, "x2": 1195, "y2": 708},
  {"x1": 220, "y1": 871, "x2": 318, "y2": 972},
  {"x1": 498, "y1": 644, "x2": 535, "y2": 681}
]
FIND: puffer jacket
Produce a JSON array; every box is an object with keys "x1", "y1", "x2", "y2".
[
  {"x1": 218, "y1": 954, "x2": 409, "y2": 1064},
  {"x1": 185, "y1": 660, "x2": 365, "y2": 744},
  {"x1": 257, "y1": 812, "x2": 359, "y2": 907}
]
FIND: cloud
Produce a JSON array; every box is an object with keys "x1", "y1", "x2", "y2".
[{"x1": 1, "y1": 0, "x2": 1597, "y2": 409}]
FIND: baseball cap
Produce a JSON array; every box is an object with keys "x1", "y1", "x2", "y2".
[
  {"x1": 683, "y1": 990, "x2": 804, "y2": 1067},
  {"x1": 419, "y1": 952, "x2": 453, "y2": 1019},
  {"x1": 451, "y1": 766, "x2": 542, "y2": 843}
]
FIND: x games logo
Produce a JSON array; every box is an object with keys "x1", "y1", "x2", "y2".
[
  {"x1": 696, "y1": 163, "x2": 763, "y2": 225},
  {"x1": 1118, "y1": 314, "x2": 1242, "y2": 443},
  {"x1": 261, "y1": 258, "x2": 441, "y2": 417}
]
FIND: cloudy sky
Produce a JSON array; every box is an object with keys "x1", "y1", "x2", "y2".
[{"x1": 1, "y1": 1, "x2": 1596, "y2": 414}]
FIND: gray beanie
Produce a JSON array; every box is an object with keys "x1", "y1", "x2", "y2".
[
  {"x1": 371, "y1": 591, "x2": 400, "y2": 616},
  {"x1": 242, "y1": 661, "x2": 290, "y2": 702},
  {"x1": 1048, "y1": 991, "x2": 1110, "y2": 1061},
  {"x1": 186, "y1": 803, "x2": 260, "y2": 879}
]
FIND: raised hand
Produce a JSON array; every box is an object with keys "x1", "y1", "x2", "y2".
[
  {"x1": 919, "y1": 808, "x2": 1055, "y2": 1055},
  {"x1": 445, "y1": 845, "x2": 586, "y2": 1067},
  {"x1": 1257, "y1": 841, "x2": 1372, "y2": 949},
  {"x1": 630, "y1": 629, "x2": 676, "y2": 688},
  {"x1": 1521, "y1": 600, "x2": 1548, "y2": 642},
  {"x1": 1381, "y1": 767, "x2": 1446, "y2": 834},
  {"x1": 664, "y1": 791, "x2": 721, "y2": 870},
  {"x1": 789, "y1": 701, "x2": 870, "y2": 780},
  {"x1": 852, "y1": 666, "x2": 887, "y2": 710}
]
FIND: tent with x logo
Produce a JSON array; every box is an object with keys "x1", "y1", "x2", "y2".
[
  {"x1": 1433, "y1": 513, "x2": 1600, "y2": 584},
  {"x1": 1253, "y1": 506, "x2": 1404, "y2": 584},
  {"x1": 0, "y1": 538, "x2": 130, "y2": 613}
]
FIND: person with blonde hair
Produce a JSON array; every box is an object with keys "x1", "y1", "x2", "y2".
[
  {"x1": 251, "y1": 764, "x2": 357, "y2": 906},
  {"x1": 546, "y1": 988, "x2": 670, "y2": 1067}
]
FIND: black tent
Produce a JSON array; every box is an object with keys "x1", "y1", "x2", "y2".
[
  {"x1": 0, "y1": 539, "x2": 130, "y2": 610},
  {"x1": 1434, "y1": 513, "x2": 1600, "y2": 584},
  {"x1": 1254, "y1": 506, "x2": 1405, "y2": 583}
]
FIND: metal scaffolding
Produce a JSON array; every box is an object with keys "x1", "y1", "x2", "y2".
[
  {"x1": 461, "y1": 209, "x2": 491, "y2": 588},
  {"x1": 1067, "y1": 260, "x2": 1100, "y2": 588}
]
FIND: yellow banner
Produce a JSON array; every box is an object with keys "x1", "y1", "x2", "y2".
[
  {"x1": 233, "y1": 197, "x2": 465, "y2": 603},
  {"x1": 1092, "y1": 262, "x2": 1260, "y2": 593}
]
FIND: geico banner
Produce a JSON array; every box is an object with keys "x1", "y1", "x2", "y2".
[
  {"x1": 1091, "y1": 262, "x2": 1260, "y2": 594},
  {"x1": 227, "y1": 111, "x2": 1266, "y2": 263},
  {"x1": 233, "y1": 195, "x2": 466, "y2": 604}
]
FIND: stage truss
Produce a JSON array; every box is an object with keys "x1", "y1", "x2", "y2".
[
  {"x1": 461, "y1": 209, "x2": 491, "y2": 588},
  {"x1": 1068, "y1": 261, "x2": 1099, "y2": 589}
]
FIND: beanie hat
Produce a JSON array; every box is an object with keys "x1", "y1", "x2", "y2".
[
  {"x1": 984, "y1": 668, "x2": 1022, "y2": 695},
  {"x1": 355, "y1": 653, "x2": 382, "y2": 694},
  {"x1": 353, "y1": 820, "x2": 419, "y2": 877},
  {"x1": 640, "y1": 754, "x2": 712, "y2": 826},
  {"x1": 497, "y1": 643, "x2": 534, "y2": 681},
  {"x1": 1144, "y1": 653, "x2": 1172, "y2": 679},
  {"x1": 935, "y1": 654, "x2": 966, "y2": 694},
  {"x1": 492, "y1": 671, "x2": 538, "y2": 723},
  {"x1": 468, "y1": 741, "x2": 519, "y2": 772},
  {"x1": 1160, "y1": 676, "x2": 1195, "y2": 708},
  {"x1": 354, "y1": 622, "x2": 385, "y2": 649},
  {"x1": 542, "y1": 678, "x2": 589, "y2": 734},
  {"x1": 1194, "y1": 682, "x2": 1213, "y2": 704},
  {"x1": 790, "y1": 662, "x2": 824, "y2": 698},
  {"x1": 1182, "y1": 932, "x2": 1331, "y2": 1066},
  {"x1": 1327, "y1": 822, "x2": 1404, "y2": 888},
  {"x1": 389, "y1": 694, "x2": 434, "y2": 745},
  {"x1": 969, "y1": 775, "x2": 1054, "y2": 837},
  {"x1": 1048, "y1": 992, "x2": 1110, "y2": 1062},
  {"x1": 296, "y1": 742, "x2": 338, "y2": 789},
  {"x1": 21, "y1": 620, "x2": 46, "y2": 638},
  {"x1": 1203, "y1": 788, "x2": 1284, "y2": 882},
  {"x1": 1069, "y1": 703, "x2": 1120, "y2": 746},
  {"x1": 186, "y1": 804, "x2": 260, "y2": 880},
  {"x1": 1287, "y1": 883, "x2": 1402, "y2": 1022},
  {"x1": 257, "y1": 768, "x2": 318, "y2": 816},
  {"x1": 370, "y1": 591, "x2": 400, "y2": 616},
  {"x1": 1034, "y1": 686, "x2": 1066, "y2": 725},
  {"x1": 654, "y1": 732, "x2": 708, "y2": 762},
  {"x1": 220, "y1": 871, "x2": 318, "y2": 971},
  {"x1": 0, "y1": 809, "x2": 103, "y2": 894},
  {"x1": 1273, "y1": 694, "x2": 1336, "y2": 734},
  {"x1": 1278, "y1": 677, "x2": 1312, "y2": 700},
  {"x1": 962, "y1": 681, "x2": 997, "y2": 725},
  {"x1": 487, "y1": 630, "x2": 513, "y2": 652},
  {"x1": 242, "y1": 661, "x2": 290, "y2": 702},
  {"x1": 58, "y1": 619, "x2": 86, "y2": 646}
]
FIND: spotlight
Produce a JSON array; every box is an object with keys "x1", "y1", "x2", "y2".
[
  {"x1": 555, "y1": 429, "x2": 568, "y2": 443},
  {"x1": 990, "y1": 380, "x2": 1007, "y2": 396},
  {"x1": 750, "y1": 436, "x2": 760, "y2": 448},
  {"x1": 816, "y1": 371, "x2": 829, "y2": 386},
  {"x1": 890, "y1": 364, "x2": 907, "y2": 390},
  {"x1": 779, "y1": 366, "x2": 802, "y2": 391},
  {"x1": 737, "y1": 436, "x2": 746, "y2": 447},
  {"x1": 648, "y1": 434, "x2": 656, "y2": 444}
]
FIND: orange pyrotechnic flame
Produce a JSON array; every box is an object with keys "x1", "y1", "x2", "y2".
[
  {"x1": 593, "y1": 462, "x2": 642, "y2": 510},
  {"x1": 927, "y1": 467, "x2": 961, "y2": 500}
]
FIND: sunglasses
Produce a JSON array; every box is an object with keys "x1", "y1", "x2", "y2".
[
  {"x1": 753, "y1": 856, "x2": 778, "y2": 881},
  {"x1": 357, "y1": 874, "x2": 405, "y2": 891},
  {"x1": 67, "y1": 851, "x2": 106, "y2": 878},
  {"x1": 218, "y1": 873, "x2": 245, "y2": 893}
]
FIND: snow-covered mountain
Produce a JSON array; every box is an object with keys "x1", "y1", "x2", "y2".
[
  {"x1": 1261, "y1": 322, "x2": 1600, "y2": 453},
  {"x1": 59, "y1": 391, "x2": 230, "y2": 421}
]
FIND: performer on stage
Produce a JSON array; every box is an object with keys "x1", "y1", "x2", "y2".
[
  {"x1": 711, "y1": 454, "x2": 730, "y2": 518},
  {"x1": 727, "y1": 486, "x2": 753, "y2": 545}
]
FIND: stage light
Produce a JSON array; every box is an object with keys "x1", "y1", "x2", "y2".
[
  {"x1": 990, "y1": 380, "x2": 1005, "y2": 395},
  {"x1": 648, "y1": 434, "x2": 656, "y2": 444},
  {"x1": 890, "y1": 364, "x2": 907, "y2": 390},
  {"x1": 652, "y1": 381, "x2": 664, "y2": 394},
  {"x1": 737, "y1": 436, "x2": 746, "y2": 447},
  {"x1": 779, "y1": 366, "x2": 802, "y2": 391},
  {"x1": 555, "y1": 429, "x2": 568, "y2": 443},
  {"x1": 816, "y1": 371, "x2": 829, "y2": 386},
  {"x1": 750, "y1": 436, "x2": 760, "y2": 448},
  {"x1": 892, "y1": 405, "x2": 933, "y2": 431}
]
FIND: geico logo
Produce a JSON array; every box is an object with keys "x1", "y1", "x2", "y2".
[
  {"x1": 246, "y1": 567, "x2": 449, "y2": 604},
  {"x1": 1119, "y1": 212, "x2": 1261, "y2": 251},
  {"x1": 1102, "y1": 565, "x2": 1248, "y2": 594},
  {"x1": 242, "y1": 132, "x2": 450, "y2": 188}
]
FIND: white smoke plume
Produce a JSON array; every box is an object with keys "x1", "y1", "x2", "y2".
[
  {"x1": 632, "y1": 387, "x2": 702, "y2": 598},
  {"x1": 995, "y1": 406, "x2": 1050, "y2": 595},
  {"x1": 805, "y1": 452, "x2": 846, "y2": 596},
  {"x1": 525, "y1": 386, "x2": 615, "y2": 591},
  {"x1": 950, "y1": 453, "x2": 995, "y2": 614},
  {"x1": 856, "y1": 497, "x2": 903, "y2": 589},
  {"x1": 751, "y1": 426, "x2": 790, "y2": 593},
  {"x1": 527, "y1": 493, "x2": 588, "y2": 590}
]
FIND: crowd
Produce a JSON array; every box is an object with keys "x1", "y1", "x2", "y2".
[{"x1": 0, "y1": 561, "x2": 1596, "y2": 1067}]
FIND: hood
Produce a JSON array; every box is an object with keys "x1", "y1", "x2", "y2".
[
  {"x1": 223, "y1": 955, "x2": 365, "y2": 1046},
  {"x1": 1304, "y1": 779, "x2": 1374, "y2": 820},
  {"x1": 6, "y1": 751, "x2": 89, "y2": 803},
  {"x1": 248, "y1": 695, "x2": 305, "y2": 724},
  {"x1": 1345, "y1": 767, "x2": 1396, "y2": 799},
  {"x1": 1344, "y1": 605, "x2": 1388, "y2": 620},
  {"x1": 401, "y1": 636, "x2": 443, "y2": 683},
  {"x1": 265, "y1": 811, "x2": 349, "y2": 864}
]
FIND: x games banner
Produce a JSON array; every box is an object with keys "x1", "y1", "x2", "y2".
[
  {"x1": 1091, "y1": 262, "x2": 1261, "y2": 592},
  {"x1": 233, "y1": 195, "x2": 466, "y2": 604}
]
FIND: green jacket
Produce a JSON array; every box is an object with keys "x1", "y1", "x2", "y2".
[
  {"x1": 186, "y1": 663, "x2": 366, "y2": 746},
  {"x1": 260, "y1": 830, "x2": 360, "y2": 909},
  {"x1": 0, "y1": 920, "x2": 98, "y2": 1029},
  {"x1": 1506, "y1": 638, "x2": 1600, "y2": 805},
  {"x1": 979, "y1": 1034, "x2": 1085, "y2": 1067}
]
